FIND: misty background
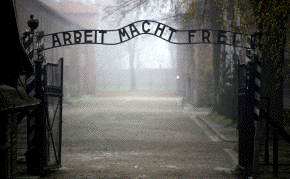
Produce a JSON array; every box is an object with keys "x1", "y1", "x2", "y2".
[{"x1": 66, "y1": 0, "x2": 177, "y2": 93}]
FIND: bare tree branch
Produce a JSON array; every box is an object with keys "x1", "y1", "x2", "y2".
[{"x1": 103, "y1": 0, "x2": 147, "y2": 23}]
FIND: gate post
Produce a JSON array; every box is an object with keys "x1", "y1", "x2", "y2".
[
  {"x1": 36, "y1": 59, "x2": 48, "y2": 173},
  {"x1": 238, "y1": 62, "x2": 255, "y2": 175},
  {"x1": 238, "y1": 63, "x2": 247, "y2": 172},
  {"x1": 26, "y1": 24, "x2": 47, "y2": 174},
  {"x1": 238, "y1": 32, "x2": 262, "y2": 176},
  {"x1": 27, "y1": 58, "x2": 47, "y2": 175}
]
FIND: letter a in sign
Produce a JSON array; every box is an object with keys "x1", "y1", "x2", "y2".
[{"x1": 52, "y1": 33, "x2": 61, "y2": 47}]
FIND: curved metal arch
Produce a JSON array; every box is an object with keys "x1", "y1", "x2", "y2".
[{"x1": 37, "y1": 20, "x2": 255, "y2": 51}]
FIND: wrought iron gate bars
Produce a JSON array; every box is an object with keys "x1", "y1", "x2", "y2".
[{"x1": 43, "y1": 58, "x2": 63, "y2": 170}]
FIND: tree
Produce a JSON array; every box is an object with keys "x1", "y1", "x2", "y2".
[
  {"x1": 248, "y1": 1, "x2": 290, "y2": 175},
  {"x1": 104, "y1": 0, "x2": 290, "y2": 114},
  {"x1": 104, "y1": 0, "x2": 178, "y2": 23},
  {"x1": 249, "y1": 0, "x2": 290, "y2": 126},
  {"x1": 104, "y1": 0, "x2": 145, "y2": 90},
  {"x1": 103, "y1": 0, "x2": 290, "y2": 176}
]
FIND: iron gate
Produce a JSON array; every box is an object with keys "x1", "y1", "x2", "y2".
[
  {"x1": 43, "y1": 58, "x2": 63, "y2": 169},
  {"x1": 23, "y1": 15, "x2": 264, "y2": 176}
]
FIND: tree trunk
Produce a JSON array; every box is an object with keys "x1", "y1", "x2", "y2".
[{"x1": 209, "y1": 0, "x2": 222, "y2": 111}]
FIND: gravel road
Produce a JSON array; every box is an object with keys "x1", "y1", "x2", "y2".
[{"x1": 41, "y1": 96, "x2": 238, "y2": 178}]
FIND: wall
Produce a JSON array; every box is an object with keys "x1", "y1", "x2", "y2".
[{"x1": 13, "y1": 0, "x2": 98, "y2": 97}]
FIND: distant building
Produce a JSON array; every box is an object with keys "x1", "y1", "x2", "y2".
[{"x1": 13, "y1": 0, "x2": 98, "y2": 97}]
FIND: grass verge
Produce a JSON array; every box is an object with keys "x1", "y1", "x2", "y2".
[{"x1": 207, "y1": 111, "x2": 237, "y2": 127}]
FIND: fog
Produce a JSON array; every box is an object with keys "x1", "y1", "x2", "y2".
[
  {"x1": 13, "y1": 0, "x2": 250, "y2": 178},
  {"x1": 93, "y1": 0, "x2": 176, "y2": 95}
]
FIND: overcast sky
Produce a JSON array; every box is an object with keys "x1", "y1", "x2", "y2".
[
  {"x1": 52, "y1": 0, "x2": 173, "y2": 69},
  {"x1": 95, "y1": 0, "x2": 173, "y2": 69}
]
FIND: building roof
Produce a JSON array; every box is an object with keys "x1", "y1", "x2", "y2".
[
  {"x1": 40, "y1": 0, "x2": 97, "y2": 14},
  {"x1": 39, "y1": 0, "x2": 97, "y2": 28}
]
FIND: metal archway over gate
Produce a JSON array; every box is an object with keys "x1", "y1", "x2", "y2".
[
  {"x1": 25, "y1": 19, "x2": 261, "y2": 175},
  {"x1": 40, "y1": 20, "x2": 254, "y2": 50}
]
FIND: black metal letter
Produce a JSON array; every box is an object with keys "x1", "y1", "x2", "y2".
[
  {"x1": 168, "y1": 28, "x2": 177, "y2": 42},
  {"x1": 94, "y1": 30, "x2": 98, "y2": 44},
  {"x1": 99, "y1": 30, "x2": 107, "y2": 44},
  {"x1": 74, "y1": 31, "x2": 82, "y2": 44},
  {"x1": 218, "y1": 30, "x2": 226, "y2": 44},
  {"x1": 129, "y1": 23, "x2": 140, "y2": 38},
  {"x1": 52, "y1": 33, "x2": 61, "y2": 47},
  {"x1": 188, "y1": 30, "x2": 196, "y2": 43},
  {"x1": 202, "y1": 30, "x2": 210, "y2": 43},
  {"x1": 154, "y1": 23, "x2": 166, "y2": 37},
  {"x1": 62, "y1": 32, "x2": 72, "y2": 45},
  {"x1": 84, "y1": 30, "x2": 93, "y2": 43},
  {"x1": 142, "y1": 20, "x2": 150, "y2": 33},
  {"x1": 118, "y1": 28, "x2": 130, "y2": 43}
]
